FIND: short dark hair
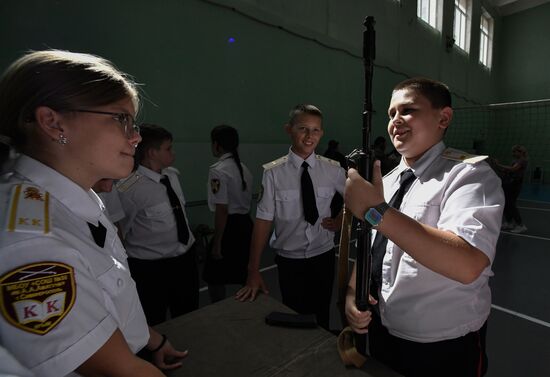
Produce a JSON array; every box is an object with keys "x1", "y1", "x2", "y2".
[
  {"x1": 288, "y1": 104, "x2": 323, "y2": 125},
  {"x1": 393, "y1": 77, "x2": 452, "y2": 109},
  {"x1": 135, "y1": 123, "x2": 172, "y2": 166}
]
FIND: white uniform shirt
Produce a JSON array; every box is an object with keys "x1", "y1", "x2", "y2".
[
  {"x1": 0, "y1": 148, "x2": 18, "y2": 178},
  {"x1": 98, "y1": 189, "x2": 125, "y2": 224},
  {"x1": 0, "y1": 346, "x2": 35, "y2": 377},
  {"x1": 377, "y1": 141, "x2": 504, "y2": 342},
  {"x1": 0, "y1": 155, "x2": 149, "y2": 377},
  {"x1": 118, "y1": 165, "x2": 195, "y2": 260},
  {"x1": 207, "y1": 153, "x2": 253, "y2": 214},
  {"x1": 256, "y1": 148, "x2": 346, "y2": 258}
]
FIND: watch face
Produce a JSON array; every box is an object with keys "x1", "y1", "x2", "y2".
[{"x1": 365, "y1": 208, "x2": 382, "y2": 226}]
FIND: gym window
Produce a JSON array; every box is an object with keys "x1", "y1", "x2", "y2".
[
  {"x1": 479, "y1": 8, "x2": 494, "y2": 68},
  {"x1": 417, "y1": 0, "x2": 443, "y2": 31},
  {"x1": 454, "y1": 0, "x2": 472, "y2": 52}
]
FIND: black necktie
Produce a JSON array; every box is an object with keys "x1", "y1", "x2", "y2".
[
  {"x1": 301, "y1": 161, "x2": 319, "y2": 225},
  {"x1": 160, "y1": 175, "x2": 190, "y2": 245},
  {"x1": 88, "y1": 222, "x2": 107, "y2": 248},
  {"x1": 371, "y1": 169, "x2": 416, "y2": 297}
]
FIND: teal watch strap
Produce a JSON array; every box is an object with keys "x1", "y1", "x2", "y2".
[{"x1": 364, "y1": 202, "x2": 390, "y2": 227}]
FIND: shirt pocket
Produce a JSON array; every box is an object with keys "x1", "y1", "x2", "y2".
[
  {"x1": 96, "y1": 261, "x2": 132, "y2": 325},
  {"x1": 275, "y1": 189, "x2": 300, "y2": 220},
  {"x1": 316, "y1": 187, "x2": 334, "y2": 199},
  {"x1": 403, "y1": 203, "x2": 440, "y2": 228},
  {"x1": 316, "y1": 187, "x2": 335, "y2": 215},
  {"x1": 144, "y1": 202, "x2": 175, "y2": 231}
]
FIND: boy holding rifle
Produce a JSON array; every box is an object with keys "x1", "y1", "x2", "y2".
[{"x1": 344, "y1": 78, "x2": 504, "y2": 376}]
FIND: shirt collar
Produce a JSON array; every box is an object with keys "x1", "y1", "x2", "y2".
[
  {"x1": 219, "y1": 152, "x2": 232, "y2": 161},
  {"x1": 138, "y1": 164, "x2": 163, "y2": 183},
  {"x1": 14, "y1": 155, "x2": 104, "y2": 223},
  {"x1": 287, "y1": 147, "x2": 317, "y2": 169},
  {"x1": 395, "y1": 141, "x2": 446, "y2": 179}
]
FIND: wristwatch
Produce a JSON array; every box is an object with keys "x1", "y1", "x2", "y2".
[{"x1": 364, "y1": 202, "x2": 390, "y2": 227}]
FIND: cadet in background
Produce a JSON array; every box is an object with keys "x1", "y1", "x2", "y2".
[
  {"x1": 118, "y1": 124, "x2": 199, "y2": 326},
  {"x1": 236, "y1": 104, "x2": 346, "y2": 330},
  {"x1": 203, "y1": 125, "x2": 253, "y2": 302}
]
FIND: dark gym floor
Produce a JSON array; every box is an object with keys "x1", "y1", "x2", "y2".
[{"x1": 195, "y1": 185, "x2": 550, "y2": 377}]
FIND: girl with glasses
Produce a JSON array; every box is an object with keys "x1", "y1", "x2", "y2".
[{"x1": 0, "y1": 50, "x2": 187, "y2": 377}]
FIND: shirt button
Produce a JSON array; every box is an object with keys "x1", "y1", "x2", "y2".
[{"x1": 117, "y1": 279, "x2": 123, "y2": 287}]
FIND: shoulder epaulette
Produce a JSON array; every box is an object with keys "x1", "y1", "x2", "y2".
[
  {"x1": 5, "y1": 184, "x2": 51, "y2": 234},
  {"x1": 441, "y1": 148, "x2": 488, "y2": 164},
  {"x1": 317, "y1": 155, "x2": 341, "y2": 167},
  {"x1": 210, "y1": 160, "x2": 222, "y2": 169},
  {"x1": 262, "y1": 156, "x2": 287, "y2": 170},
  {"x1": 116, "y1": 172, "x2": 142, "y2": 193},
  {"x1": 163, "y1": 166, "x2": 180, "y2": 175}
]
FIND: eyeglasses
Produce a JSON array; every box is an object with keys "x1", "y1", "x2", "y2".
[{"x1": 70, "y1": 109, "x2": 140, "y2": 139}]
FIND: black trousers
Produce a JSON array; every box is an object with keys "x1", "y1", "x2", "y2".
[
  {"x1": 503, "y1": 180, "x2": 523, "y2": 224},
  {"x1": 128, "y1": 247, "x2": 199, "y2": 326},
  {"x1": 203, "y1": 213, "x2": 253, "y2": 285},
  {"x1": 369, "y1": 313, "x2": 488, "y2": 377},
  {"x1": 275, "y1": 248, "x2": 335, "y2": 330}
]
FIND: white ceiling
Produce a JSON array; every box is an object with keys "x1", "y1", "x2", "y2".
[{"x1": 487, "y1": 0, "x2": 550, "y2": 15}]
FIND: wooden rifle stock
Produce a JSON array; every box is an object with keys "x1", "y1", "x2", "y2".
[{"x1": 336, "y1": 207, "x2": 353, "y2": 327}]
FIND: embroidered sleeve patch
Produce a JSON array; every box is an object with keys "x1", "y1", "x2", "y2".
[
  {"x1": 210, "y1": 179, "x2": 220, "y2": 194},
  {"x1": 0, "y1": 262, "x2": 76, "y2": 335},
  {"x1": 257, "y1": 184, "x2": 264, "y2": 203}
]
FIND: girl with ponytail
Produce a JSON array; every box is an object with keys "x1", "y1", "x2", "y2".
[{"x1": 204, "y1": 125, "x2": 254, "y2": 302}]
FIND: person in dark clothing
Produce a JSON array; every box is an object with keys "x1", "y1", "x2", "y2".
[
  {"x1": 324, "y1": 139, "x2": 348, "y2": 170},
  {"x1": 373, "y1": 136, "x2": 399, "y2": 176},
  {"x1": 496, "y1": 145, "x2": 528, "y2": 233},
  {"x1": 323, "y1": 140, "x2": 347, "y2": 218}
]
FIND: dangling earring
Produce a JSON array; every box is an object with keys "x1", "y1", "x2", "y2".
[{"x1": 58, "y1": 134, "x2": 68, "y2": 145}]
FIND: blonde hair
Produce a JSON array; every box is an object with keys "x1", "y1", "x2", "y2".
[
  {"x1": 288, "y1": 104, "x2": 323, "y2": 125},
  {"x1": 0, "y1": 50, "x2": 139, "y2": 158}
]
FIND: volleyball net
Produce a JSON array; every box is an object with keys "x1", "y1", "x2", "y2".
[{"x1": 446, "y1": 99, "x2": 550, "y2": 184}]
